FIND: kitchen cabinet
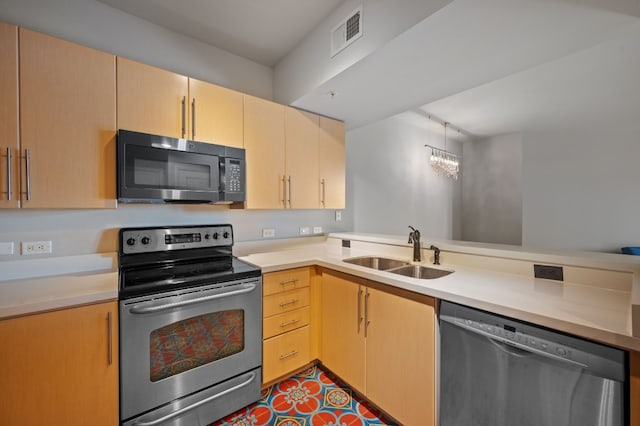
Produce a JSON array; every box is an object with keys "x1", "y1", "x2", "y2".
[
  {"x1": 16, "y1": 28, "x2": 116, "y2": 208},
  {"x1": 117, "y1": 58, "x2": 243, "y2": 148},
  {"x1": 318, "y1": 116, "x2": 346, "y2": 209},
  {"x1": 243, "y1": 95, "x2": 345, "y2": 209},
  {"x1": 0, "y1": 22, "x2": 18, "y2": 208},
  {"x1": 321, "y1": 270, "x2": 435, "y2": 426},
  {"x1": 0, "y1": 301, "x2": 119, "y2": 426},
  {"x1": 262, "y1": 267, "x2": 314, "y2": 384}
]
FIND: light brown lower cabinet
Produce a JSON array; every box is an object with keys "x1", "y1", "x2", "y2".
[
  {"x1": 321, "y1": 269, "x2": 436, "y2": 426},
  {"x1": 0, "y1": 301, "x2": 118, "y2": 426}
]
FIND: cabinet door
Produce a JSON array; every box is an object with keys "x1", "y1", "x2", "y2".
[
  {"x1": 0, "y1": 22, "x2": 18, "y2": 208},
  {"x1": 365, "y1": 288, "x2": 435, "y2": 426},
  {"x1": 243, "y1": 95, "x2": 285, "y2": 209},
  {"x1": 321, "y1": 272, "x2": 366, "y2": 393},
  {"x1": 318, "y1": 116, "x2": 345, "y2": 209},
  {"x1": 19, "y1": 29, "x2": 116, "y2": 208},
  {"x1": 285, "y1": 107, "x2": 320, "y2": 209},
  {"x1": 117, "y1": 57, "x2": 188, "y2": 138},
  {"x1": 0, "y1": 302, "x2": 119, "y2": 426},
  {"x1": 189, "y1": 78, "x2": 243, "y2": 147}
]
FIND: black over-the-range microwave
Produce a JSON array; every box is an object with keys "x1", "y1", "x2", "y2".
[{"x1": 117, "y1": 129, "x2": 246, "y2": 204}]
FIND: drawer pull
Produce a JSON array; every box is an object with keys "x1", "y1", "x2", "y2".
[
  {"x1": 279, "y1": 299, "x2": 299, "y2": 308},
  {"x1": 279, "y1": 319, "x2": 300, "y2": 328},
  {"x1": 279, "y1": 278, "x2": 299, "y2": 287},
  {"x1": 279, "y1": 350, "x2": 299, "y2": 360}
]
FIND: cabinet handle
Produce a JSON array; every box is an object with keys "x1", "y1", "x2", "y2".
[
  {"x1": 191, "y1": 98, "x2": 196, "y2": 139},
  {"x1": 357, "y1": 287, "x2": 363, "y2": 333},
  {"x1": 281, "y1": 176, "x2": 286, "y2": 208},
  {"x1": 181, "y1": 96, "x2": 186, "y2": 138},
  {"x1": 279, "y1": 299, "x2": 299, "y2": 308},
  {"x1": 107, "y1": 311, "x2": 113, "y2": 365},
  {"x1": 24, "y1": 149, "x2": 31, "y2": 201},
  {"x1": 321, "y1": 178, "x2": 326, "y2": 207},
  {"x1": 287, "y1": 176, "x2": 292, "y2": 208},
  {"x1": 279, "y1": 278, "x2": 299, "y2": 287},
  {"x1": 5, "y1": 147, "x2": 11, "y2": 201},
  {"x1": 279, "y1": 350, "x2": 299, "y2": 360},
  {"x1": 279, "y1": 319, "x2": 300, "y2": 328},
  {"x1": 364, "y1": 289, "x2": 370, "y2": 338}
]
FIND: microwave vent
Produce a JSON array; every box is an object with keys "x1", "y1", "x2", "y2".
[{"x1": 331, "y1": 5, "x2": 363, "y2": 57}]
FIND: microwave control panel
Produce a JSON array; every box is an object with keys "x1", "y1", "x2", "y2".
[{"x1": 226, "y1": 159, "x2": 243, "y2": 193}]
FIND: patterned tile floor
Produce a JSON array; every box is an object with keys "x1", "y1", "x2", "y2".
[{"x1": 210, "y1": 365, "x2": 398, "y2": 426}]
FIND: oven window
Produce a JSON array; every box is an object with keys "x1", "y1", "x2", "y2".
[{"x1": 149, "y1": 310, "x2": 245, "y2": 382}]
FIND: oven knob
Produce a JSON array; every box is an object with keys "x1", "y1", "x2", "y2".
[
  {"x1": 141, "y1": 237, "x2": 150, "y2": 245},
  {"x1": 223, "y1": 231, "x2": 229, "y2": 239},
  {"x1": 204, "y1": 234, "x2": 210, "y2": 240},
  {"x1": 213, "y1": 232, "x2": 219, "y2": 239},
  {"x1": 126, "y1": 238, "x2": 136, "y2": 246}
]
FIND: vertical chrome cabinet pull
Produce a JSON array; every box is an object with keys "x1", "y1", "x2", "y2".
[
  {"x1": 5, "y1": 147, "x2": 11, "y2": 201},
  {"x1": 181, "y1": 96, "x2": 186, "y2": 138},
  {"x1": 364, "y1": 289, "x2": 370, "y2": 338},
  {"x1": 287, "y1": 176, "x2": 292, "y2": 208},
  {"x1": 24, "y1": 149, "x2": 31, "y2": 201},
  {"x1": 107, "y1": 311, "x2": 113, "y2": 365},
  {"x1": 357, "y1": 287, "x2": 363, "y2": 333},
  {"x1": 321, "y1": 178, "x2": 326, "y2": 206},
  {"x1": 281, "y1": 176, "x2": 287, "y2": 208},
  {"x1": 191, "y1": 98, "x2": 196, "y2": 139}
]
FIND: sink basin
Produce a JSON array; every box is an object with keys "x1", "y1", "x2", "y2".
[
  {"x1": 388, "y1": 265, "x2": 453, "y2": 280},
  {"x1": 343, "y1": 256, "x2": 410, "y2": 270}
]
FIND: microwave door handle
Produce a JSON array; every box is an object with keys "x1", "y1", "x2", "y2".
[
  {"x1": 128, "y1": 282, "x2": 257, "y2": 314},
  {"x1": 131, "y1": 372, "x2": 257, "y2": 426}
]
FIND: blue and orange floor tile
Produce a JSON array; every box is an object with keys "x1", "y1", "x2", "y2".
[{"x1": 210, "y1": 365, "x2": 397, "y2": 426}]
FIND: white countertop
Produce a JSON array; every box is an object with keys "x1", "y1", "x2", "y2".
[
  {"x1": 0, "y1": 253, "x2": 118, "y2": 319},
  {"x1": 241, "y1": 236, "x2": 640, "y2": 352}
]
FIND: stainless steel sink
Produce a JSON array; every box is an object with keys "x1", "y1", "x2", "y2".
[
  {"x1": 343, "y1": 256, "x2": 410, "y2": 270},
  {"x1": 388, "y1": 265, "x2": 453, "y2": 280}
]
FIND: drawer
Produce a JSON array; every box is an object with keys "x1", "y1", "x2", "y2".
[
  {"x1": 263, "y1": 325, "x2": 310, "y2": 384},
  {"x1": 263, "y1": 306, "x2": 310, "y2": 339},
  {"x1": 263, "y1": 287, "x2": 310, "y2": 318},
  {"x1": 263, "y1": 267, "x2": 310, "y2": 296}
]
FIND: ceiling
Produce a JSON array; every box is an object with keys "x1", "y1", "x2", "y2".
[
  {"x1": 97, "y1": 0, "x2": 344, "y2": 67},
  {"x1": 99, "y1": 0, "x2": 640, "y2": 137}
]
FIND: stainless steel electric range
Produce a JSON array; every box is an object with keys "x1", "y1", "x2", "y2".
[{"x1": 118, "y1": 224, "x2": 262, "y2": 426}]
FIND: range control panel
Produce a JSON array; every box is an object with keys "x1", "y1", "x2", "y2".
[{"x1": 120, "y1": 225, "x2": 233, "y2": 254}]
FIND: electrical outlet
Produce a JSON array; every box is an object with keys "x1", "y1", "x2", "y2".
[
  {"x1": 313, "y1": 226, "x2": 323, "y2": 234},
  {"x1": 0, "y1": 242, "x2": 14, "y2": 255},
  {"x1": 22, "y1": 240, "x2": 52, "y2": 255},
  {"x1": 262, "y1": 228, "x2": 275, "y2": 238},
  {"x1": 335, "y1": 211, "x2": 342, "y2": 221},
  {"x1": 299, "y1": 227, "x2": 310, "y2": 236}
]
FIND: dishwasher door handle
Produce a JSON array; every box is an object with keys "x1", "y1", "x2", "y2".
[{"x1": 441, "y1": 315, "x2": 589, "y2": 371}]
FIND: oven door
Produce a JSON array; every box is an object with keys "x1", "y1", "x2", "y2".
[{"x1": 119, "y1": 277, "x2": 262, "y2": 422}]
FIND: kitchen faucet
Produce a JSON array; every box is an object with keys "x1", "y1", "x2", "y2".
[{"x1": 408, "y1": 226, "x2": 421, "y2": 261}]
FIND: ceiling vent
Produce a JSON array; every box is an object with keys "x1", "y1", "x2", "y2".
[{"x1": 331, "y1": 5, "x2": 363, "y2": 57}]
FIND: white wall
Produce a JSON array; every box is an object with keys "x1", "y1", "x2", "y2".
[
  {"x1": 522, "y1": 121, "x2": 640, "y2": 252},
  {"x1": 462, "y1": 133, "x2": 522, "y2": 245},
  {"x1": 346, "y1": 111, "x2": 463, "y2": 240},
  {"x1": 0, "y1": 0, "x2": 272, "y2": 98}
]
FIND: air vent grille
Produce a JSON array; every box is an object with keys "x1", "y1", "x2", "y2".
[{"x1": 331, "y1": 5, "x2": 363, "y2": 57}]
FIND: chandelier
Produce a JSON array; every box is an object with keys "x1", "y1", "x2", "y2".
[{"x1": 425, "y1": 122, "x2": 460, "y2": 180}]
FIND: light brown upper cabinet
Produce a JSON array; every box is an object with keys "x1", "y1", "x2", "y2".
[
  {"x1": 243, "y1": 95, "x2": 286, "y2": 209},
  {"x1": 0, "y1": 23, "x2": 18, "y2": 208},
  {"x1": 117, "y1": 58, "x2": 243, "y2": 148},
  {"x1": 18, "y1": 28, "x2": 116, "y2": 209},
  {"x1": 244, "y1": 95, "x2": 345, "y2": 209},
  {"x1": 319, "y1": 117, "x2": 346, "y2": 209}
]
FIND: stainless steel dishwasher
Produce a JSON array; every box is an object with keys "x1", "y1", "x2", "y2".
[{"x1": 439, "y1": 301, "x2": 628, "y2": 426}]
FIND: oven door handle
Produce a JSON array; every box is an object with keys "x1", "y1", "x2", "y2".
[
  {"x1": 131, "y1": 371, "x2": 257, "y2": 426},
  {"x1": 128, "y1": 282, "x2": 258, "y2": 314}
]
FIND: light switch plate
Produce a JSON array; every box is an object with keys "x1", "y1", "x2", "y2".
[
  {"x1": 299, "y1": 227, "x2": 311, "y2": 236},
  {"x1": 0, "y1": 242, "x2": 14, "y2": 255}
]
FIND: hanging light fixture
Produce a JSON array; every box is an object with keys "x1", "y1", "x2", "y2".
[{"x1": 425, "y1": 121, "x2": 460, "y2": 180}]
